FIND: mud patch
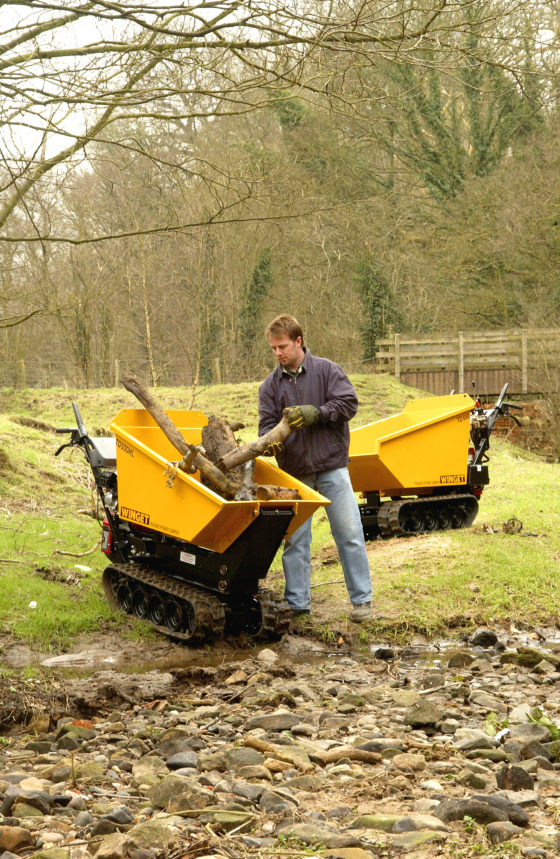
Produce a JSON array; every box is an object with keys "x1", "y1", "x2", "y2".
[
  {"x1": 33, "y1": 565, "x2": 84, "y2": 585},
  {"x1": 0, "y1": 673, "x2": 68, "y2": 731},
  {"x1": 9, "y1": 415, "x2": 56, "y2": 432},
  {"x1": 0, "y1": 446, "x2": 12, "y2": 474}
]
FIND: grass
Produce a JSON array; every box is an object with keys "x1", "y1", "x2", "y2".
[{"x1": 0, "y1": 376, "x2": 558, "y2": 650}]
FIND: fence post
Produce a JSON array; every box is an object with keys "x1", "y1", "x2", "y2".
[
  {"x1": 394, "y1": 333, "x2": 400, "y2": 381},
  {"x1": 458, "y1": 332, "x2": 464, "y2": 393},
  {"x1": 213, "y1": 357, "x2": 222, "y2": 384},
  {"x1": 521, "y1": 329, "x2": 528, "y2": 394},
  {"x1": 114, "y1": 359, "x2": 119, "y2": 387}
]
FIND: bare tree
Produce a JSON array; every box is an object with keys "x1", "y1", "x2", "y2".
[{"x1": 1, "y1": 1, "x2": 555, "y2": 242}]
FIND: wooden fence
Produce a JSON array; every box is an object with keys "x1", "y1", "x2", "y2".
[{"x1": 375, "y1": 328, "x2": 560, "y2": 397}]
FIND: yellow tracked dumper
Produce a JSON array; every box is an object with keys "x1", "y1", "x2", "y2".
[
  {"x1": 349, "y1": 385, "x2": 521, "y2": 539},
  {"x1": 56, "y1": 405, "x2": 328, "y2": 643}
]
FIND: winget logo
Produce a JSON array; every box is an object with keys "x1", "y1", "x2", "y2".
[
  {"x1": 439, "y1": 474, "x2": 463, "y2": 484},
  {"x1": 120, "y1": 506, "x2": 151, "y2": 526},
  {"x1": 116, "y1": 438, "x2": 134, "y2": 457}
]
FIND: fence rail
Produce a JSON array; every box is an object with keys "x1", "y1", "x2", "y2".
[{"x1": 375, "y1": 328, "x2": 560, "y2": 397}]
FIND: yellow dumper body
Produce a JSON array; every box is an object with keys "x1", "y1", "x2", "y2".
[
  {"x1": 349, "y1": 393, "x2": 475, "y2": 496},
  {"x1": 111, "y1": 408, "x2": 328, "y2": 554}
]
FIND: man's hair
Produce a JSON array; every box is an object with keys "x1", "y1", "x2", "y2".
[{"x1": 265, "y1": 314, "x2": 305, "y2": 347}]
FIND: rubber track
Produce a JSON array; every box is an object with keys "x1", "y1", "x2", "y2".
[
  {"x1": 103, "y1": 563, "x2": 225, "y2": 644},
  {"x1": 103, "y1": 564, "x2": 290, "y2": 643},
  {"x1": 377, "y1": 493, "x2": 478, "y2": 538},
  {"x1": 254, "y1": 588, "x2": 291, "y2": 639}
]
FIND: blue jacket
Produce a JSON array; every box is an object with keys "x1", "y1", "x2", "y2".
[{"x1": 258, "y1": 349, "x2": 358, "y2": 476}]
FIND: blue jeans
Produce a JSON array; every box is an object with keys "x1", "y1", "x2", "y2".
[{"x1": 282, "y1": 467, "x2": 372, "y2": 611}]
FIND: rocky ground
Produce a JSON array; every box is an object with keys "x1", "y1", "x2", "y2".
[{"x1": 2, "y1": 624, "x2": 560, "y2": 859}]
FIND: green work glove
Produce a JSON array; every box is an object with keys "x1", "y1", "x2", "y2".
[
  {"x1": 286, "y1": 404, "x2": 320, "y2": 429},
  {"x1": 262, "y1": 440, "x2": 284, "y2": 457}
]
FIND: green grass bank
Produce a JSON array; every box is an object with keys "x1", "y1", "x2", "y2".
[{"x1": 0, "y1": 376, "x2": 558, "y2": 652}]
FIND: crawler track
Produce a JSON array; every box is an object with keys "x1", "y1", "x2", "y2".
[
  {"x1": 376, "y1": 493, "x2": 479, "y2": 538},
  {"x1": 103, "y1": 564, "x2": 226, "y2": 644},
  {"x1": 103, "y1": 564, "x2": 290, "y2": 644}
]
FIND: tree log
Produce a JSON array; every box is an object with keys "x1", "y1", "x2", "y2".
[
  {"x1": 219, "y1": 409, "x2": 294, "y2": 471},
  {"x1": 309, "y1": 747, "x2": 381, "y2": 766},
  {"x1": 120, "y1": 376, "x2": 241, "y2": 500},
  {"x1": 244, "y1": 735, "x2": 313, "y2": 771},
  {"x1": 254, "y1": 485, "x2": 300, "y2": 500}
]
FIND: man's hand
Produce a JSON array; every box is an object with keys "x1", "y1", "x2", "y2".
[
  {"x1": 286, "y1": 405, "x2": 320, "y2": 429},
  {"x1": 262, "y1": 440, "x2": 284, "y2": 457}
]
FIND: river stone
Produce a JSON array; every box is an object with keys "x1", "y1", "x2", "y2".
[
  {"x1": 203, "y1": 810, "x2": 254, "y2": 832},
  {"x1": 259, "y1": 790, "x2": 297, "y2": 814},
  {"x1": 283, "y1": 774, "x2": 327, "y2": 791},
  {"x1": 357, "y1": 738, "x2": 405, "y2": 753},
  {"x1": 496, "y1": 765, "x2": 535, "y2": 791},
  {"x1": 156, "y1": 737, "x2": 198, "y2": 758},
  {"x1": 457, "y1": 768, "x2": 490, "y2": 790},
  {"x1": 509, "y1": 724, "x2": 552, "y2": 743},
  {"x1": 349, "y1": 814, "x2": 401, "y2": 832},
  {"x1": 165, "y1": 751, "x2": 199, "y2": 770},
  {"x1": 498, "y1": 790, "x2": 540, "y2": 807},
  {"x1": 11, "y1": 801, "x2": 44, "y2": 817},
  {"x1": 132, "y1": 756, "x2": 168, "y2": 786},
  {"x1": 257, "y1": 649, "x2": 278, "y2": 664},
  {"x1": 233, "y1": 781, "x2": 266, "y2": 801},
  {"x1": 470, "y1": 692, "x2": 508, "y2": 713},
  {"x1": 0, "y1": 826, "x2": 35, "y2": 852},
  {"x1": 434, "y1": 798, "x2": 508, "y2": 824},
  {"x1": 467, "y1": 748, "x2": 508, "y2": 763},
  {"x1": 501, "y1": 648, "x2": 560, "y2": 669},
  {"x1": 392, "y1": 814, "x2": 449, "y2": 833},
  {"x1": 276, "y1": 822, "x2": 360, "y2": 848},
  {"x1": 390, "y1": 830, "x2": 446, "y2": 850},
  {"x1": 390, "y1": 753, "x2": 426, "y2": 772},
  {"x1": 91, "y1": 819, "x2": 119, "y2": 837},
  {"x1": 93, "y1": 833, "x2": 130, "y2": 859},
  {"x1": 10, "y1": 791, "x2": 51, "y2": 815},
  {"x1": 542, "y1": 741, "x2": 560, "y2": 761},
  {"x1": 57, "y1": 724, "x2": 96, "y2": 741},
  {"x1": 447, "y1": 650, "x2": 475, "y2": 668},
  {"x1": 487, "y1": 820, "x2": 524, "y2": 844},
  {"x1": 198, "y1": 747, "x2": 264, "y2": 772},
  {"x1": 74, "y1": 761, "x2": 105, "y2": 781},
  {"x1": 318, "y1": 714, "x2": 349, "y2": 730},
  {"x1": 520, "y1": 740, "x2": 552, "y2": 760},
  {"x1": 391, "y1": 689, "x2": 420, "y2": 707},
  {"x1": 324, "y1": 849, "x2": 373, "y2": 859},
  {"x1": 105, "y1": 806, "x2": 134, "y2": 825},
  {"x1": 29, "y1": 851, "x2": 70, "y2": 859},
  {"x1": 245, "y1": 710, "x2": 300, "y2": 731},
  {"x1": 75, "y1": 811, "x2": 94, "y2": 827},
  {"x1": 472, "y1": 794, "x2": 529, "y2": 826},
  {"x1": 126, "y1": 821, "x2": 177, "y2": 850},
  {"x1": 148, "y1": 774, "x2": 202, "y2": 808},
  {"x1": 403, "y1": 700, "x2": 442, "y2": 728},
  {"x1": 236, "y1": 765, "x2": 273, "y2": 781},
  {"x1": 508, "y1": 702, "x2": 533, "y2": 723},
  {"x1": 470, "y1": 628, "x2": 499, "y2": 647}
]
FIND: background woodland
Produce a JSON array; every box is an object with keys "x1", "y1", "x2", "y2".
[{"x1": 1, "y1": 1, "x2": 560, "y2": 389}]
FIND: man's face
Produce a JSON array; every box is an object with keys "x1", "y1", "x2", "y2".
[{"x1": 268, "y1": 334, "x2": 304, "y2": 371}]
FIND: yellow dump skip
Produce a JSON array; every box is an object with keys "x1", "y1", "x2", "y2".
[
  {"x1": 348, "y1": 394, "x2": 475, "y2": 496},
  {"x1": 110, "y1": 409, "x2": 328, "y2": 554}
]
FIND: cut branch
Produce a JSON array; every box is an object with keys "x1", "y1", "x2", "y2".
[
  {"x1": 120, "y1": 375, "x2": 241, "y2": 500},
  {"x1": 219, "y1": 409, "x2": 294, "y2": 471}
]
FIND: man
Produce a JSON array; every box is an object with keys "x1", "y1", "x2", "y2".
[{"x1": 258, "y1": 314, "x2": 372, "y2": 622}]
